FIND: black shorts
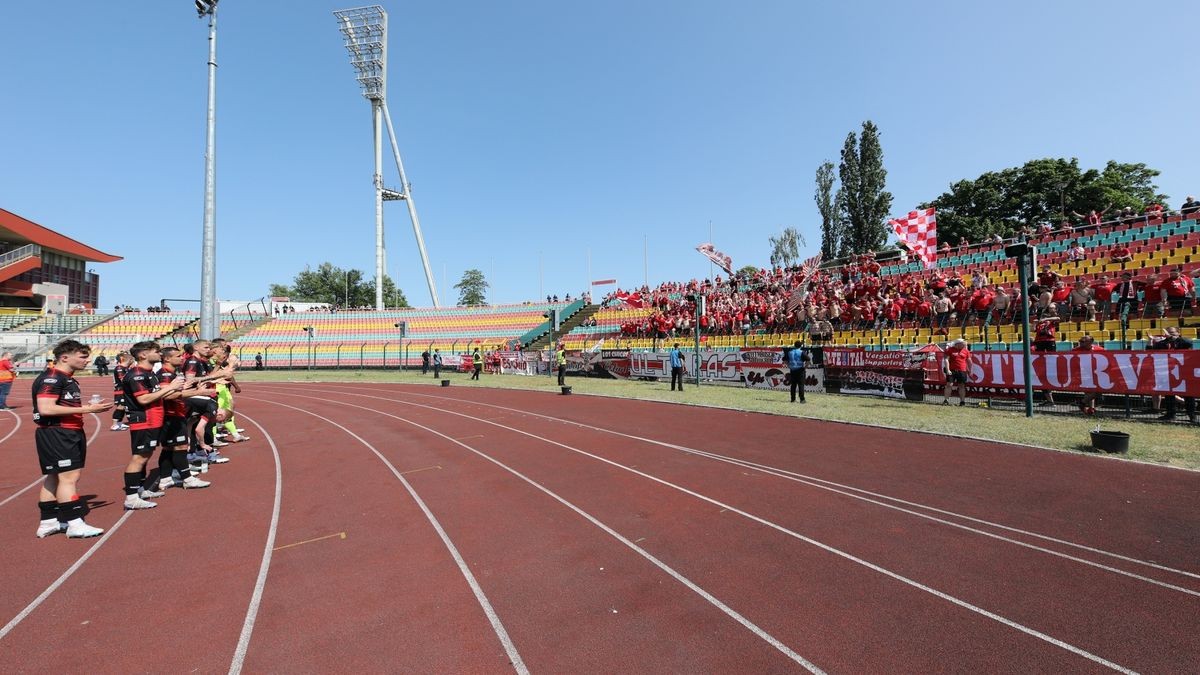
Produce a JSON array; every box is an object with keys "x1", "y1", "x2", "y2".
[
  {"x1": 162, "y1": 416, "x2": 189, "y2": 447},
  {"x1": 186, "y1": 396, "x2": 218, "y2": 421},
  {"x1": 113, "y1": 392, "x2": 126, "y2": 407},
  {"x1": 130, "y1": 427, "x2": 163, "y2": 455},
  {"x1": 36, "y1": 426, "x2": 87, "y2": 475},
  {"x1": 949, "y1": 370, "x2": 968, "y2": 384},
  {"x1": 1167, "y1": 297, "x2": 1193, "y2": 311},
  {"x1": 1033, "y1": 341, "x2": 1057, "y2": 352}
]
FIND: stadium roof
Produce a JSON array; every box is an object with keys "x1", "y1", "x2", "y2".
[{"x1": 0, "y1": 207, "x2": 122, "y2": 263}]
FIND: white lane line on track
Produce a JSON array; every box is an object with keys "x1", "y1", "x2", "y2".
[
  {"x1": 0, "y1": 511, "x2": 133, "y2": 641},
  {"x1": 0, "y1": 408, "x2": 23, "y2": 446},
  {"x1": 228, "y1": 413, "x2": 283, "y2": 675},
  {"x1": 0, "y1": 414, "x2": 101, "y2": 509},
  {"x1": 236, "y1": 397, "x2": 531, "y2": 675},
  {"x1": 366, "y1": 387, "x2": 1200, "y2": 585},
  {"x1": 271, "y1": 387, "x2": 1135, "y2": 674}
]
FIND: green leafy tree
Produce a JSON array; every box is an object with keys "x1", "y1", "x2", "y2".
[
  {"x1": 270, "y1": 262, "x2": 408, "y2": 308},
  {"x1": 814, "y1": 161, "x2": 839, "y2": 259},
  {"x1": 736, "y1": 264, "x2": 759, "y2": 277},
  {"x1": 924, "y1": 158, "x2": 1168, "y2": 244},
  {"x1": 454, "y1": 269, "x2": 489, "y2": 306},
  {"x1": 836, "y1": 121, "x2": 894, "y2": 256},
  {"x1": 768, "y1": 227, "x2": 805, "y2": 268}
]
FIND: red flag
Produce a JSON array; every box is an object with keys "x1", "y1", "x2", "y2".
[
  {"x1": 695, "y1": 243, "x2": 733, "y2": 275},
  {"x1": 888, "y1": 208, "x2": 938, "y2": 269}
]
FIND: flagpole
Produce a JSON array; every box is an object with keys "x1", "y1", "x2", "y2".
[
  {"x1": 708, "y1": 220, "x2": 713, "y2": 281},
  {"x1": 643, "y1": 235, "x2": 648, "y2": 290}
]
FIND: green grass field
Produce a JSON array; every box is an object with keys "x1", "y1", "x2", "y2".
[{"x1": 235, "y1": 369, "x2": 1200, "y2": 471}]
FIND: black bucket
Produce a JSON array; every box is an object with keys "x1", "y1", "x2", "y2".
[
  {"x1": 561, "y1": 386, "x2": 572, "y2": 395},
  {"x1": 1090, "y1": 430, "x2": 1130, "y2": 454},
  {"x1": 441, "y1": 379, "x2": 451, "y2": 387}
]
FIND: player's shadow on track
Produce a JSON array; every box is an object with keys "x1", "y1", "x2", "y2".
[{"x1": 79, "y1": 494, "x2": 114, "y2": 513}]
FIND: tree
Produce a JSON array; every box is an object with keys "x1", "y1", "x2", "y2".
[
  {"x1": 923, "y1": 158, "x2": 1169, "y2": 244},
  {"x1": 814, "y1": 161, "x2": 839, "y2": 259},
  {"x1": 768, "y1": 227, "x2": 805, "y2": 268},
  {"x1": 836, "y1": 122, "x2": 893, "y2": 257},
  {"x1": 736, "y1": 264, "x2": 759, "y2": 277},
  {"x1": 454, "y1": 269, "x2": 489, "y2": 306},
  {"x1": 270, "y1": 262, "x2": 408, "y2": 308}
]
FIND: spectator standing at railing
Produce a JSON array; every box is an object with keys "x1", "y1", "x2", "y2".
[
  {"x1": 1069, "y1": 280, "x2": 1097, "y2": 321},
  {"x1": 941, "y1": 338, "x2": 970, "y2": 407},
  {"x1": 992, "y1": 286, "x2": 1011, "y2": 323},
  {"x1": 0, "y1": 351, "x2": 14, "y2": 410},
  {"x1": 1182, "y1": 196, "x2": 1199, "y2": 218},
  {"x1": 1072, "y1": 207, "x2": 1111, "y2": 227},
  {"x1": 1072, "y1": 335, "x2": 1105, "y2": 415},
  {"x1": 1090, "y1": 274, "x2": 1117, "y2": 320},
  {"x1": 1115, "y1": 272, "x2": 1140, "y2": 317},
  {"x1": 1151, "y1": 327, "x2": 1195, "y2": 423},
  {"x1": 933, "y1": 292, "x2": 952, "y2": 335},
  {"x1": 1161, "y1": 267, "x2": 1196, "y2": 315},
  {"x1": 1033, "y1": 310, "x2": 1061, "y2": 406},
  {"x1": 1050, "y1": 280, "x2": 1072, "y2": 318}
]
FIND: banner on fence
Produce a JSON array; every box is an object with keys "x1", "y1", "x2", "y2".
[
  {"x1": 967, "y1": 350, "x2": 1200, "y2": 397},
  {"x1": 739, "y1": 348, "x2": 824, "y2": 392},
  {"x1": 823, "y1": 348, "x2": 928, "y2": 400},
  {"x1": 625, "y1": 349, "x2": 744, "y2": 382}
]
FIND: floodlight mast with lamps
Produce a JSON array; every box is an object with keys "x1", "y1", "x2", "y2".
[
  {"x1": 196, "y1": 0, "x2": 220, "y2": 339},
  {"x1": 334, "y1": 6, "x2": 440, "y2": 308}
]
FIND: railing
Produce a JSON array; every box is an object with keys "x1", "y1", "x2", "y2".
[
  {"x1": 0, "y1": 243, "x2": 41, "y2": 268},
  {"x1": 232, "y1": 340, "x2": 508, "y2": 371},
  {"x1": 226, "y1": 297, "x2": 271, "y2": 333}
]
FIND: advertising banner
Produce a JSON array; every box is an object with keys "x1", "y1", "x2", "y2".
[
  {"x1": 967, "y1": 350, "x2": 1200, "y2": 397},
  {"x1": 626, "y1": 349, "x2": 743, "y2": 383},
  {"x1": 823, "y1": 348, "x2": 927, "y2": 401}
]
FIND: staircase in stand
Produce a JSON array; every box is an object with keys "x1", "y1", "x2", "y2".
[{"x1": 524, "y1": 302, "x2": 601, "y2": 352}]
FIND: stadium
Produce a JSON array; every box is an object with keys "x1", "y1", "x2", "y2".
[{"x1": 1, "y1": 2, "x2": 1198, "y2": 673}]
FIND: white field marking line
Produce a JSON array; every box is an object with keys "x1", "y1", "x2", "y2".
[
  {"x1": 0, "y1": 407, "x2": 23, "y2": 445},
  {"x1": 236, "y1": 396, "x2": 530, "y2": 675},
  {"x1": 250, "y1": 392, "x2": 820, "y2": 675},
  {"x1": 277, "y1": 387, "x2": 1135, "y2": 674},
  {"x1": 357, "y1": 387, "x2": 1200, "y2": 584},
  {"x1": 0, "y1": 511, "x2": 133, "y2": 641},
  {"x1": 228, "y1": 412, "x2": 283, "y2": 675},
  {"x1": 0, "y1": 414, "x2": 101, "y2": 510}
]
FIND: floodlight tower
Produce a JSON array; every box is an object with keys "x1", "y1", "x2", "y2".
[
  {"x1": 334, "y1": 6, "x2": 440, "y2": 308},
  {"x1": 196, "y1": 0, "x2": 220, "y2": 338}
]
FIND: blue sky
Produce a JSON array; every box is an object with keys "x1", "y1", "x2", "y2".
[{"x1": 2, "y1": 0, "x2": 1197, "y2": 310}]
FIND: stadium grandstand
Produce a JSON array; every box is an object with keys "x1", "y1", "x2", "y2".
[
  {"x1": 0, "y1": 207, "x2": 122, "y2": 363},
  {"x1": 229, "y1": 302, "x2": 574, "y2": 368},
  {"x1": 561, "y1": 210, "x2": 1200, "y2": 351}
]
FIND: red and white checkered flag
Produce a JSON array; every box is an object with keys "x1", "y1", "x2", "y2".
[
  {"x1": 889, "y1": 208, "x2": 938, "y2": 269},
  {"x1": 785, "y1": 251, "x2": 822, "y2": 313},
  {"x1": 695, "y1": 243, "x2": 733, "y2": 275}
]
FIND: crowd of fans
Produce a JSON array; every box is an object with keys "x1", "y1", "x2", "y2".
[{"x1": 606, "y1": 201, "x2": 1199, "y2": 343}]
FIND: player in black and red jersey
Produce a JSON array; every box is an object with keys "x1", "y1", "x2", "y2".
[
  {"x1": 156, "y1": 346, "x2": 214, "y2": 490},
  {"x1": 110, "y1": 351, "x2": 130, "y2": 431},
  {"x1": 180, "y1": 340, "x2": 233, "y2": 465},
  {"x1": 32, "y1": 339, "x2": 115, "y2": 539},
  {"x1": 120, "y1": 341, "x2": 187, "y2": 510}
]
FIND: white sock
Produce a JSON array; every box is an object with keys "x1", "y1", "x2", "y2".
[{"x1": 68, "y1": 518, "x2": 84, "y2": 526}]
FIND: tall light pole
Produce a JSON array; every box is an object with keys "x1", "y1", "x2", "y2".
[
  {"x1": 335, "y1": 6, "x2": 440, "y2": 307},
  {"x1": 196, "y1": 0, "x2": 220, "y2": 339}
]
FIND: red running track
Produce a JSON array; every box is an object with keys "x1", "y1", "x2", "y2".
[{"x1": 0, "y1": 379, "x2": 1196, "y2": 672}]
